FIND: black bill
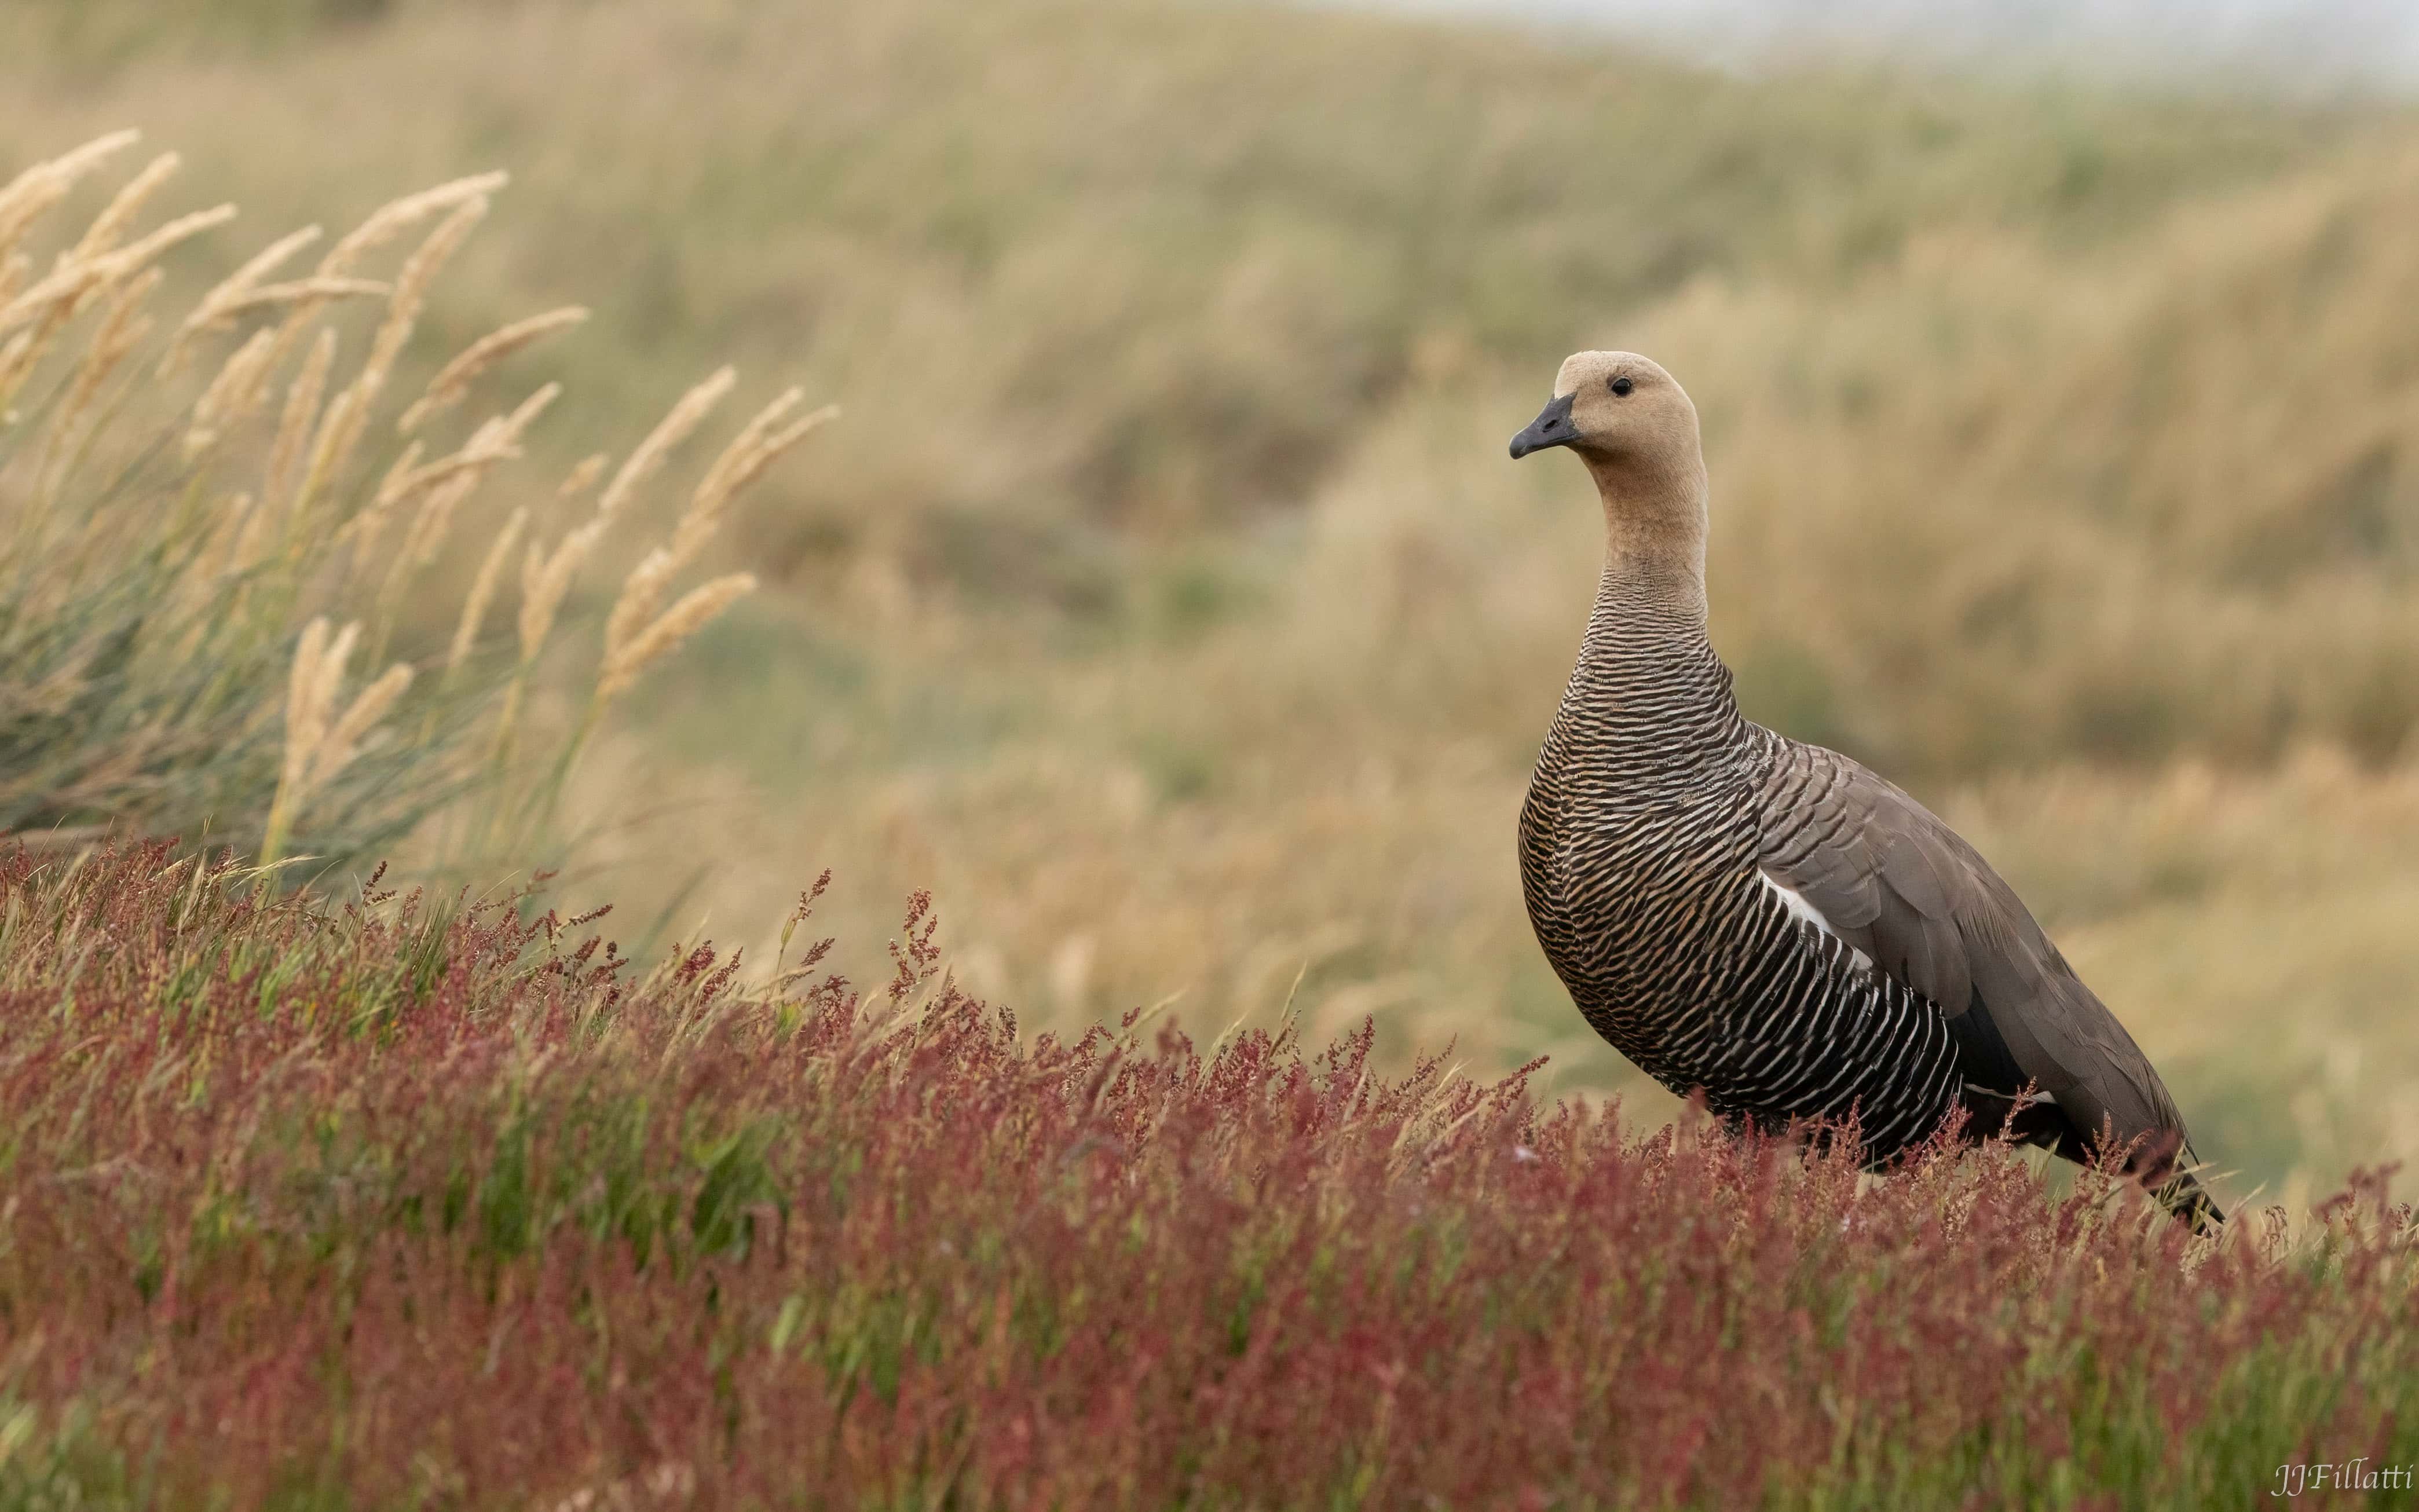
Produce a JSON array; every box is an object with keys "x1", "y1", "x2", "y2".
[{"x1": 1509, "y1": 391, "x2": 1577, "y2": 460}]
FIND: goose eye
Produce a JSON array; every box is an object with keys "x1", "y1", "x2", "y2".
[{"x1": 1609, "y1": 376, "x2": 1634, "y2": 397}]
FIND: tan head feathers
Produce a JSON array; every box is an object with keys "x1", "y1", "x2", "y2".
[
  {"x1": 1511, "y1": 350, "x2": 1711, "y2": 588},
  {"x1": 1512, "y1": 351, "x2": 1701, "y2": 479},
  {"x1": 1553, "y1": 349, "x2": 1668, "y2": 398}
]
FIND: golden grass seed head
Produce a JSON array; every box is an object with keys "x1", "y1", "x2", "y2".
[
  {"x1": 596, "y1": 573, "x2": 755, "y2": 702},
  {"x1": 518, "y1": 518, "x2": 606, "y2": 665},
  {"x1": 241, "y1": 171, "x2": 504, "y2": 426},
  {"x1": 451, "y1": 507, "x2": 529, "y2": 673},
  {"x1": 500, "y1": 380, "x2": 561, "y2": 438},
  {"x1": 687, "y1": 396, "x2": 837, "y2": 538},
  {"x1": 559, "y1": 452, "x2": 609, "y2": 499},
  {"x1": 293, "y1": 387, "x2": 364, "y2": 523},
  {"x1": 318, "y1": 171, "x2": 507, "y2": 279},
  {"x1": 394, "y1": 382, "x2": 558, "y2": 566},
  {"x1": 0, "y1": 204, "x2": 237, "y2": 338},
  {"x1": 64, "y1": 152, "x2": 180, "y2": 270},
  {"x1": 357, "y1": 196, "x2": 488, "y2": 408},
  {"x1": 313, "y1": 622, "x2": 359, "y2": 733},
  {"x1": 372, "y1": 441, "x2": 427, "y2": 512},
  {"x1": 226, "y1": 492, "x2": 273, "y2": 574},
  {"x1": 310, "y1": 661, "x2": 413, "y2": 790},
  {"x1": 398, "y1": 470, "x2": 482, "y2": 572},
  {"x1": 604, "y1": 546, "x2": 678, "y2": 663},
  {"x1": 398, "y1": 306, "x2": 587, "y2": 435},
  {"x1": 168, "y1": 222, "x2": 322, "y2": 364},
  {"x1": 208, "y1": 276, "x2": 390, "y2": 322},
  {"x1": 596, "y1": 367, "x2": 735, "y2": 517},
  {"x1": 174, "y1": 490, "x2": 241, "y2": 595},
  {"x1": 297, "y1": 197, "x2": 492, "y2": 523},
  {"x1": 267, "y1": 328, "x2": 338, "y2": 510},
  {"x1": 0, "y1": 131, "x2": 141, "y2": 263},
  {"x1": 185, "y1": 325, "x2": 280, "y2": 458},
  {"x1": 687, "y1": 386, "x2": 805, "y2": 511},
  {"x1": 57, "y1": 266, "x2": 159, "y2": 446},
  {"x1": 281, "y1": 616, "x2": 336, "y2": 795},
  {"x1": 0, "y1": 330, "x2": 33, "y2": 415}
]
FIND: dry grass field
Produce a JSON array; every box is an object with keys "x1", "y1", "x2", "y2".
[{"x1": 3, "y1": 0, "x2": 2417, "y2": 1215}]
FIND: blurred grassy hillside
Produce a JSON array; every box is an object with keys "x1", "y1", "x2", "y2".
[{"x1": 4, "y1": 0, "x2": 2416, "y2": 1203}]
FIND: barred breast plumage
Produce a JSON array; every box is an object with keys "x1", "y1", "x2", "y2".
[
  {"x1": 1509, "y1": 349, "x2": 2219, "y2": 1227},
  {"x1": 1518, "y1": 570, "x2": 1961, "y2": 1162}
]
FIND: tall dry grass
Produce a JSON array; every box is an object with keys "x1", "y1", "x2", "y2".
[
  {"x1": 0, "y1": 132, "x2": 816, "y2": 874},
  {"x1": 573, "y1": 109, "x2": 2419, "y2": 1202},
  {"x1": 2, "y1": 0, "x2": 2414, "y2": 1199}
]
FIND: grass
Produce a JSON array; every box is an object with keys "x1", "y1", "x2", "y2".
[
  {"x1": 0, "y1": 841, "x2": 2413, "y2": 1509},
  {"x1": 0, "y1": 0, "x2": 2412, "y2": 1227},
  {"x1": 0, "y1": 13, "x2": 2415, "y2": 1496},
  {"x1": 0, "y1": 133, "x2": 813, "y2": 878}
]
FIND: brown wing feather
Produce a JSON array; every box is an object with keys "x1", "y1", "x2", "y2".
[{"x1": 1756, "y1": 740, "x2": 2194, "y2": 1163}]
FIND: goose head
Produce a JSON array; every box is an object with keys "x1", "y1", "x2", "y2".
[
  {"x1": 1510, "y1": 350, "x2": 1711, "y2": 589},
  {"x1": 1509, "y1": 350, "x2": 1699, "y2": 470}
]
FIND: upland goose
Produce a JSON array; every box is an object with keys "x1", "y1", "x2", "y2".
[{"x1": 1510, "y1": 352, "x2": 2220, "y2": 1228}]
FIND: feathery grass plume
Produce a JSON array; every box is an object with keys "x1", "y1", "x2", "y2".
[
  {"x1": 0, "y1": 175, "x2": 225, "y2": 436},
  {"x1": 293, "y1": 389, "x2": 384, "y2": 541},
  {"x1": 558, "y1": 452, "x2": 608, "y2": 499},
  {"x1": 357, "y1": 196, "x2": 486, "y2": 404},
  {"x1": 262, "y1": 617, "x2": 348, "y2": 865},
  {"x1": 184, "y1": 491, "x2": 265, "y2": 587},
  {"x1": 63, "y1": 152, "x2": 180, "y2": 269},
  {"x1": 294, "y1": 618, "x2": 354, "y2": 778},
  {"x1": 233, "y1": 171, "x2": 509, "y2": 429},
  {"x1": 368, "y1": 383, "x2": 560, "y2": 659},
  {"x1": 488, "y1": 517, "x2": 607, "y2": 768},
  {"x1": 603, "y1": 546, "x2": 681, "y2": 674},
  {"x1": 166, "y1": 222, "x2": 321, "y2": 364},
  {"x1": 425, "y1": 385, "x2": 556, "y2": 518},
  {"x1": 290, "y1": 198, "x2": 490, "y2": 532},
  {"x1": 369, "y1": 440, "x2": 427, "y2": 515},
  {"x1": 451, "y1": 507, "x2": 528, "y2": 676},
  {"x1": 259, "y1": 618, "x2": 411, "y2": 867},
  {"x1": 427, "y1": 392, "x2": 559, "y2": 592},
  {"x1": 51, "y1": 266, "x2": 158, "y2": 452},
  {"x1": 0, "y1": 137, "x2": 810, "y2": 884},
  {"x1": 184, "y1": 325, "x2": 279, "y2": 457},
  {"x1": 596, "y1": 573, "x2": 755, "y2": 704},
  {"x1": 517, "y1": 520, "x2": 606, "y2": 670},
  {"x1": 313, "y1": 662, "x2": 414, "y2": 789},
  {"x1": 397, "y1": 306, "x2": 587, "y2": 435},
  {"x1": 602, "y1": 393, "x2": 833, "y2": 665},
  {"x1": 265, "y1": 328, "x2": 338, "y2": 511},
  {"x1": 318, "y1": 171, "x2": 507, "y2": 278},
  {"x1": 287, "y1": 386, "x2": 364, "y2": 529},
  {"x1": 596, "y1": 367, "x2": 735, "y2": 517},
  {"x1": 358, "y1": 380, "x2": 555, "y2": 573},
  {"x1": 663, "y1": 391, "x2": 837, "y2": 567},
  {"x1": 206, "y1": 276, "x2": 389, "y2": 321},
  {"x1": 0, "y1": 130, "x2": 139, "y2": 263},
  {"x1": 0, "y1": 203, "x2": 236, "y2": 338},
  {"x1": 412, "y1": 383, "x2": 559, "y2": 563}
]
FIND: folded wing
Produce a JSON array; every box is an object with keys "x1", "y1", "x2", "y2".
[{"x1": 1756, "y1": 739, "x2": 2204, "y2": 1195}]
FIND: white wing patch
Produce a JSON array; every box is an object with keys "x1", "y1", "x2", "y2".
[
  {"x1": 1757, "y1": 870, "x2": 1876, "y2": 975},
  {"x1": 1967, "y1": 1082, "x2": 2058, "y2": 1108}
]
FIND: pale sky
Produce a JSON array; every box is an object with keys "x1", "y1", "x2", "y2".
[{"x1": 1342, "y1": 0, "x2": 2419, "y2": 94}]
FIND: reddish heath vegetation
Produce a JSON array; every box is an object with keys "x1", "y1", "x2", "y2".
[{"x1": 0, "y1": 843, "x2": 2413, "y2": 1510}]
